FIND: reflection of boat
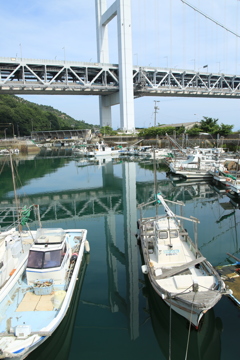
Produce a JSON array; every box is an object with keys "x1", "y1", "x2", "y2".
[
  {"x1": 26, "y1": 252, "x2": 90, "y2": 360},
  {"x1": 137, "y1": 193, "x2": 227, "y2": 328},
  {"x1": 144, "y1": 275, "x2": 222, "y2": 360},
  {"x1": 0, "y1": 227, "x2": 90, "y2": 359}
]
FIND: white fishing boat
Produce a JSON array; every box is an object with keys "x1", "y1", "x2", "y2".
[
  {"x1": 137, "y1": 193, "x2": 227, "y2": 328},
  {"x1": 0, "y1": 149, "x2": 19, "y2": 156},
  {"x1": 147, "y1": 148, "x2": 173, "y2": 159},
  {"x1": 0, "y1": 227, "x2": 90, "y2": 359},
  {"x1": 0, "y1": 206, "x2": 39, "y2": 299},
  {"x1": 0, "y1": 154, "x2": 41, "y2": 304},
  {"x1": 85, "y1": 141, "x2": 120, "y2": 158},
  {"x1": 227, "y1": 179, "x2": 240, "y2": 196},
  {"x1": 168, "y1": 161, "x2": 214, "y2": 180}
]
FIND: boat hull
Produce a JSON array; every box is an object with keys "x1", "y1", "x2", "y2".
[
  {"x1": 137, "y1": 208, "x2": 225, "y2": 328},
  {"x1": 148, "y1": 275, "x2": 221, "y2": 327},
  {"x1": 142, "y1": 253, "x2": 221, "y2": 328},
  {"x1": 0, "y1": 229, "x2": 89, "y2": 360}
]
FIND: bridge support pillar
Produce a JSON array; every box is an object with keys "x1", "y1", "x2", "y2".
[{"x1": 95, "y1": 0, "x2": 135, "y2": 132}]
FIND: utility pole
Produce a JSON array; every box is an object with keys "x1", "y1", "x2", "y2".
[{"x1": 154, "y1": 100, "x2": 160, "y2": 127}]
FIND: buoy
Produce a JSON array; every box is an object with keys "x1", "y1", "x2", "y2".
[
  {"x1": 141, "y1": 265, "x2": 148, "y2": 274},
  {"x1": 84, "y1": 240, "x2": 90, "y2": 253}
]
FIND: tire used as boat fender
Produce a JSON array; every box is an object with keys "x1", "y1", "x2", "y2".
[{"x1": 70, "y1": 253, "x2": 78, "y2": 263}]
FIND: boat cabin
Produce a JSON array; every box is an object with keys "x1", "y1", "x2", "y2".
[
  {"x1": 26, "y1": 228, "x2": 71, "y2": 286},
  {"x1": 150, "y1": 219, "x2": 187, "y2": 266}
]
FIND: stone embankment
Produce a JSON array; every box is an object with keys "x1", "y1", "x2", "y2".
[{"x1": 0, "y1": 139, "x2": 41, "y2": 155}]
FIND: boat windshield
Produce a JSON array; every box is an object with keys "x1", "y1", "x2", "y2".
[
  {"x1": 27, "y1": 249, "x2": 64, "y2": 269},
  {"x1": 158, "y1": 230, "x2": 178, "y2": 239},
  {"x1": 170, "y1": 230, "x2": 178, "y2": 238},
  {"x1": 159, "y1": 231, "x2": 168, "y2": 239}
]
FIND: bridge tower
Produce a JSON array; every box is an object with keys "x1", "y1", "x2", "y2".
[{"x1": 95, "y1": 0, "x2": 135, "y2": 132}]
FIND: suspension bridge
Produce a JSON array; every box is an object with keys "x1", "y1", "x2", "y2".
[{"x1": 0, "y1": 0, "x2": 239, "y2": 131}]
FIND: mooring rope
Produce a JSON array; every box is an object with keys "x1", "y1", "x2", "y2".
[
  {"x1": 184, "y1": 293, "x2": 196, "y2": 360},
  {"x1": 169, "y1": 302, "x2": 172, "y2": 360}
]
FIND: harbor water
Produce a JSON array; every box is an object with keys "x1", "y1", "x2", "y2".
[{"x1": 0, "y1": 155, "x2": 239, "y2": 360}]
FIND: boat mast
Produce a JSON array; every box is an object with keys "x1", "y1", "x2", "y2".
[
  {"x1": 9, "y1": 151, "x2": 21, "y2": 231},
  {"x1": 153, "y1": 149, "x2": 158, "y2": 216}
]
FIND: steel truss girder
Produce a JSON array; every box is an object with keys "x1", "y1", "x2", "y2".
[
  {"x1": 133, "y1": 68, "x2": 240, "y2": 98},
  {"x1": 0, "y1": 58, "x2": 119, "y2": 96},
  {"x1": 0, "y1": 58, "x2": 240, "y2": 98}
]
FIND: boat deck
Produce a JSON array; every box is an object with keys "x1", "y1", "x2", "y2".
[
  {"x1": 0, "y1": 283, "x2": 65, "y2": 334},
  {"x1": 0, "y1": 229, "x2": 87, "y2": 335},
  {"x1": 216, "y1": 264, "x2": 240, "y2": 306},
  {"x1": 146, "y1": 236, "x2": 215, "y2": 294}
]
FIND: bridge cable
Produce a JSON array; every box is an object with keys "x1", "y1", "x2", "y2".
[
  {"x1": 181, "y1": 0, "x2": 240, "y2": 38},
  {"x1": 169, "y1": 0, "x2": 172, "y2": 68},
  {"x1": 224, "y1": 0, "x2": 227, "y2": 73},
  {"x1": 144, "y1": 0, "x2": 147, "y2": 65},
  {"x1": 235, "y1": 0, "x2": 239, "y2": 73},
  {"x1": 182, "y1": 1, "x2": 186, "y2": 68}
]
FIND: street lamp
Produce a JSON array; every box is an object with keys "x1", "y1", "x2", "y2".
[{"x1": 154, "y1": 100, "x2": 160, "y2": 127}]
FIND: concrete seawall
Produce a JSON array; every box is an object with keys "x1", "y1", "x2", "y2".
[{"x1": 0, "y1": 139, "x2": 41, "y2": 155}]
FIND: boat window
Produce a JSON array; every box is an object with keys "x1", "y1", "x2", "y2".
[
  {"x1": 61, "y1": 244, "x2": 67, "y2": 262},
  {"x1": 43, "y1": 250, "x2": 61, "y2": 268},
  {"x1": 159, "y1": 231, "x2": 168, "y2": 239},
  {"x1": 27, "y1": 250, "x2": 62, "y2": 269},
  {"x1": 170, "y1": 230, "x2": 178, "y2": 238},
  {"x1": 27, "y1": 251, "x2": 44, "y2": 269}
]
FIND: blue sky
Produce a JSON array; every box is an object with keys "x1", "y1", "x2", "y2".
[{"x1": 1, "y1": 0, "x2": 240, "y2": 130}]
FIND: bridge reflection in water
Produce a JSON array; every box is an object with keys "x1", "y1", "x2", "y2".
[{"x1": 0, "y1": 157, "x2": 238, "y2": 358}]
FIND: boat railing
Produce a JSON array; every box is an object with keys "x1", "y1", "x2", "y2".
[{"x1": 0, "y1": 204, "x2": 41, "y2": 231}]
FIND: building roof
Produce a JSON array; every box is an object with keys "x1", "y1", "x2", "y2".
[{"x1": 158, "y1": 121, "x2": 200, "y2": 129}]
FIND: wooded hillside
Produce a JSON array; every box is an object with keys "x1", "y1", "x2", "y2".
[{"x1": 0, "y1": 95, "x2": 97, "y2": 137}]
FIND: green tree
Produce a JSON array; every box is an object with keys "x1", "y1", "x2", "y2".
[
  {"x1": 186, "y1": 124, "x2": 201, "y2": 135},
  {"x1": 100, "y1": 126, "x2": 117, "y2": 136},
  {"x1": 199, "y1": 117, "x2": 220, "y2": 134},
  {"x1": 218, "y1": 123, "x2": 233, "y2": 136}
]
